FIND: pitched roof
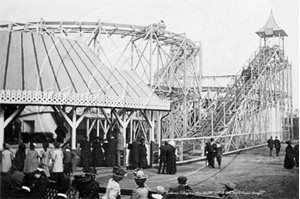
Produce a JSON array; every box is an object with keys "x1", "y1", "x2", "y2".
[
  {"x1": 0, "y1": 31, "x2": 170, "y2": 110},
  {"x1": 256, "y1": 10, "x2": 287, "y2": 37}
]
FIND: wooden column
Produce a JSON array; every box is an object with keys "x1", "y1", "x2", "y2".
[{"x1": 0, "y1": 105, "x2": 4, "y2": 148}]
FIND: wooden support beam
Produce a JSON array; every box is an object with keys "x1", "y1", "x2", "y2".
[{"x1": 3, "y1": 105, "x2": 25, "y2": 128}]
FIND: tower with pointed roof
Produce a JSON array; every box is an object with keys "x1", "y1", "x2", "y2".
[{"x1": 256, "y1": 10, "x2": 287, "y2": 50}]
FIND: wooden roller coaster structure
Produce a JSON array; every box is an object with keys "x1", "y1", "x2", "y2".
[{"x1": 0, "y1": 11, "x2": 293, "y2": 163}]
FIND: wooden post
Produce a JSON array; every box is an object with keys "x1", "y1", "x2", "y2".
[{"x1": 0, "y1": 105, "x2": 4, "y2": 148}]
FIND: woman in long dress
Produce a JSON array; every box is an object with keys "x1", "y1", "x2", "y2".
[
  {"x1": 23, "y1": 142, "x2": 40, "y2": 174},
  {"x1": 1, "y1": 143, "x2": 14, "y2": 174},
  {"x1": 284, "y1": 141, "x2": 295, "y2": 169},
  {"x1": 40, "y1": 142, "x2": 51, "y2": 177},
  {"x1": 92, "y1": 137, "x2": 104, "y2": 167},
  {"x1": 14, "y1": 142, "x2": 26, "y2": 172}
]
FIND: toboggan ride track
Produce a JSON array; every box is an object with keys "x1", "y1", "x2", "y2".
[{"x1": 0, "y1": 11, "x2": 293, "y2": 163}]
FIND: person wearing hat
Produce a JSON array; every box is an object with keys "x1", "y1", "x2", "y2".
[
  {"x1": 267, "y1": 136, "x2": 274, "y2": 156},
  {"x1": 284, "y1": 140, "x2": 295, "y2": 169},
  {"x1": 116, "y1": 130, "x2": 125, "y2": 166},
  {"x1": 23, "y1": 142, "x2": 39, "y2": 174},
  {"x1": 138, "y1": 138, "x2": 148, "y2": 169},
  {"x1": 102, "y1": 166, "x2": 127, "y2": 199},
  {"x1": 166, "y1": 140, "x2": 177, "y2": 174},
  {"x1": 158, "y1": 141, "x2": 168, "y2": 174},
  {"x1": 30, "y1": 168, "x2": 49, "y2": 198},
  {"x1": 1, "y1": 143, "x2": 14, "y2": 174},
  {"x1": 218, "y1": 182, "x2": 239, "y2": 199},
  {"x1": 150, "y1": 186, "x2": 166, "y2": 199},
  {"x1": 40, "y1": 142, "x2": 51, "y2": 177},
  {"x1": 51, "y1": 142, "x2": 64, "y2": 183},
  {"x1": 214, "y1": 141, "x2": 223, "y2": 169},
  {"x1": 73, "y1": 167, "x2": 100, "y2": 199},
  {"x1": 131, "y1": 169, "x2": 151, "y2": 199},
  {"x1": 205, "y1": 138, "x2": 216, "y2": 168},
  {"x1": 128, "y1": 137, "x2": 140, "y2": 169},
  {"x1": 169, "y1": 175, "x2": 193, "y2": 194},
  {"x1": 274, "y1": 137, "x2": 281, "y2": 156}
]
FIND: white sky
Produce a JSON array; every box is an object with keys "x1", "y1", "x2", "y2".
[{"x1": 1, "y1": 0, "x2": 299, "y2": 109}]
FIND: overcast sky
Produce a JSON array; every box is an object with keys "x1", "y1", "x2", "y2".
[{"x1": 1, "y1": 0, "x2": 299, "y2": 109}]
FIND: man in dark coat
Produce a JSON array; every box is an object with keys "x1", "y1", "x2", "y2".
[
  {"x1": 108, "y1": 134, "x2": 117, "y2": 167},
  {"x1": 267, "y1": 136, "x2": 274, "y2": 157},
  {"x1": 158, "y1": 141, "x2": 168, "y2": 174},
  {"x1": 80, "y1": 136, "x2": 92, "y2": 167},
  {"x1": 116, "y1": 130, "x2": 125, "y2": 166},
  {"x1": 128, "y1": 138, "x2": 140, "y2": 169},
  {"x1": 205, "y1": 138, "x2": 215, "y2": 168},
  {"x1": 138, "y1": 138, "x2": 148, "y2": 169},
  {"x1": 274, "y1": 137, "x2": 281, "y2": 156},
  {"x1": 214, "y1": 141, "x2": 222, "y2": 169}
]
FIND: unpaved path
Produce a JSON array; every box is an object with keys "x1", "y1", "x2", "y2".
[{"x1": 96, "y1": 143, "x2": 299, "y2": 199}]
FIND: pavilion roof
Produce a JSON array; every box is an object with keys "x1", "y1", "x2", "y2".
[
  {"x1": 0, "y1": 31, "x2": 170, "y2": 111},
  {"x1": 256, "y1": 10, "x2": 287, "y2": 38}
]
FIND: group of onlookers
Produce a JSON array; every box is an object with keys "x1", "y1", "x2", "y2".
[
  {"x1": 157, "y1": 141, "x2": 177, "y2": 174},
  {"x1": 205, "y1": 138, "x2": 223, "y2": 169},
  {"x1": 267, "y1": 136, "x2": 299, "y2": 169}
]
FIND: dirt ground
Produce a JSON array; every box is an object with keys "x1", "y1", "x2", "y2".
[{"x1": 96, "y1": 142, "x2": 299, "y2": 199}]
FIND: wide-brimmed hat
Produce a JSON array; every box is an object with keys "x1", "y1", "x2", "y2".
[
  {"x1": 169, "y1": 140, "x2": 175, "y2": 147},
  {"x1": 83, "y1": 167, "x2": 98, "y2": 176},
  {"x1": 112, "y1": 166, "x2": 127, "y2": 178},
  {"x1": 225, "y1": 182, "x2": 235, "y2": 189},
  {"x1": 134, "y1": 170, "x2": 148, "y2": 179},
  {"x1": 155, "y1": 186, "x2": 166, "y2": 194}
]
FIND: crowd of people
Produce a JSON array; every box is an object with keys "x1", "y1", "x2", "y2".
[
  {"x1": 157, "y1": 141, "x2": 177, "y2": 174},
  {"x1": 266, "y1": 136, "x2": 299, "y2": 169},
  {"x1": 1, "y1": 133, "x2": 298, "y2": 199}
]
